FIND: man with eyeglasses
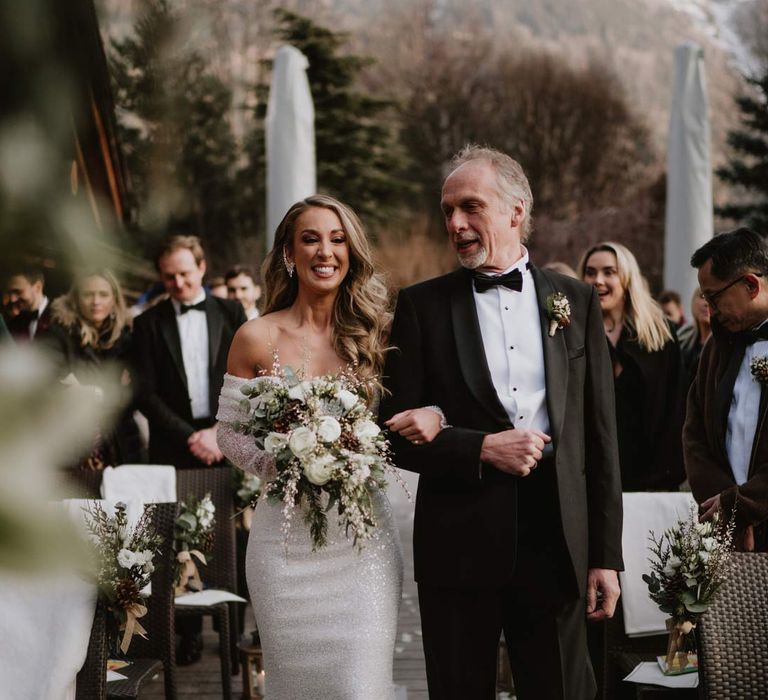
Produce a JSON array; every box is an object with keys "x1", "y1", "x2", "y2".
[{"x1": 685, "y1": 227, "x2": 768, "y2": 552}]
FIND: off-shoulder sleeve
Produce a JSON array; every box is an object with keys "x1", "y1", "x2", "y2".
[{"x1": 216, "y1": 374, "x2": 276, "y2": 480}]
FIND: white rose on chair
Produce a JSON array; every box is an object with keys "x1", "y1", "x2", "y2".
[
  {"x1": 289, "y1": 426, "x2": 317, "y2": 457},
  {"x1": 117, "y1": 548, "x2": 137, "y2": 568},
  {"x1": 353, "y1": 419, "x2": 381, "y2": 442},
  {"x1": 316, "y1": 416, "x2": 342, "y2": 443},
  {"x1": 303, "y1": 454, "x2": 338, "y2": 486},
  {"x1": 264, "y1": 431, "x2": 289, "y2": 455}
]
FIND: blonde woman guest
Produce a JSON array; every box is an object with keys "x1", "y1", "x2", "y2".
[
  {"x1": 216, "y1": 195, "x2": 442, "y2": 698},
  {"x1": 40, "y1": 269, "x2": 142, "y2": 467},
  {"x1": 579, "y1": 242, "x2": 685, "y2": 491},
  {"x1": 677, "y1": 287, "x2": 712, "y2": 388}
]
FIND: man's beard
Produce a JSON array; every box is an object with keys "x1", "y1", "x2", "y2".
[{"x1": 457, "y1": 245, "x2": 488, "y2": 270}]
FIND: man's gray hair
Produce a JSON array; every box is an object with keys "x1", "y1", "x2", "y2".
[{"x1": 447, "y1": 144, "x2": 534, "y2": 240}]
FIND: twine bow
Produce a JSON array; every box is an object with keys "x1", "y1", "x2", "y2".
[
  {"x1": 119, "y1": 602, "x2": 148, "y2": 654},
  {"x1": 665, "y1": 618, "x2": 695, "y2": 671},
  {"x1": 175, "y1": 549, "x2": 207, "y2": 594}
]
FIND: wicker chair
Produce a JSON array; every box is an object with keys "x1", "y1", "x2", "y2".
[
  {"x1": 697, "y1": 552, "x2": 768, "y2": 699},
  {"x1": 107, "y1": 501, "x2": 178, "y2": 700},
  {"x1": 76, "y1": 599, "x2": 108, "y2": 700},
  {"x1": 176, "y1": 467, "x2": 240, "y2": 700}
]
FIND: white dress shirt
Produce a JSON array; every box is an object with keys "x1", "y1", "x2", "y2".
[
  {"x1": 726, "y1": 333, "x2": 768, "y2": 485},
  {"x1": 473, "y1": 248, "x2": 551, "y2": 440},
  {"x1": 172, "y1": 291, "x2": 211, "y2": 420}
]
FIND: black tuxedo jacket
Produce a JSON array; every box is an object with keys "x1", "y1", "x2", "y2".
[
  {"x1": 132, "y1": 295, "x2": 247, "y2": 468},
  {"x1": 7, "y1": 304, "x2": 53, "y2": 341},
  {"x1": 380, "y1": 266, "x2": 624, "y2": 596}
]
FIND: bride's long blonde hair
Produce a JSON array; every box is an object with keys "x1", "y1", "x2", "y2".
[
  {"x1": 578, "y1": 241, "x2": 673, "y2": 352},
  {"x1": 261, "y1": 195, "x2": 391, "y2": 381}
]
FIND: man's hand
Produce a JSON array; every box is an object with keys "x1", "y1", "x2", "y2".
[
  {"x1": 188, "y1": 425, "x2": 223, "y2": 465},
  {"x1": 479, "y1": 429, "x2": 551, "y2": 476},
  {"x1": 385, "y1": 408, "x2": 443, "y2": 444},
  {"x1": 699, "y1": 494, "x2": 721, "y2": 523},
  {"x1": 586, "y1": 568, "x2": 620, "y2": 621}
]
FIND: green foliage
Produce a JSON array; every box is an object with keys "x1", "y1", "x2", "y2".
[
  {"x1": 246, "y1": 9, "x2": 415, "y2": 235},
  {"x1": 109, "y1": 0, "x2": 252, "y2": 262},
  {"x1": 716, "y1": 71, "x2": 768, "y2": 233}
]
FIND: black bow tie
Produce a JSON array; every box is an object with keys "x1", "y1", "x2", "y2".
[
  {"x1": 21, "y1": 308, "x2": 40, "y2": 322},
  {"x1": 741, "y1": 323, "x2": 768, "y2": 344},
  {"x1": 179, "y1": 300, "x2": 206, "y2": 315},
  {"x1": 472, "y1": 268, "x2": 524, "y2": 293}
]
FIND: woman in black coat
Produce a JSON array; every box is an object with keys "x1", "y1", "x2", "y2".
[
  {"x1": 578, "y1": 242, "x2": 685, "y2": 491},
  {"x1": 41, "y1": 268, "x2": 142, "y2": 467}
]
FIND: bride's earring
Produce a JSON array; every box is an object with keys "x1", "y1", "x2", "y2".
[{"x1": 283, "y1": 247, "x2": 295, "y2": 278}]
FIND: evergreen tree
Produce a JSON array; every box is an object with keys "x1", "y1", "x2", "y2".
[
  {"x1": 109, "y1": 0, "x2": 246, "y2": 262},
  {"x1": 246, "y1": 10, "x2": 414, "y2": 233},
  {"x1": 716, "y1": 72, "x2": 768, "y2": 233}
]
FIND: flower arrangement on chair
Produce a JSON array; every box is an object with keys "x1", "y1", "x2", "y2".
[
  {"x1": 174, "y1": 493, "x2": 216, "y2": 595},
  {"x1": 643, "y1": 507, "x2": 735, "y2": 674},
  {"x1": 84, "y1": 501, "x2": 162, "y2": 654}
]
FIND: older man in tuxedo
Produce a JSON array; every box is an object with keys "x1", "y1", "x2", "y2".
[
  {"x1": 381, "y1": 145, "x2": 623, "y2": 699},
  {"x1": 686, "y1": 227, "x2": 768, "y2": 552}
]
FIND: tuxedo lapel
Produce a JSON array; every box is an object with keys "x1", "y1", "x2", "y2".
[
  {"x1": 449, "y1": 269, "x2": 510, "y2": 430},
  {"x1": 714, "y1": 339, "x2": 746, "y2": 459},
  {"x1": 158, "y1": 300, "x2": 188, "y2": 391},
  {"x1": 530, "y1": 267, "x2": 568, "y2": 449}
]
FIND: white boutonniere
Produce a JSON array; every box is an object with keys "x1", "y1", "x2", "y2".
[
  {"x1": 750, "y1": 355, "x2": 768, "y2": 385},
  {"x1": 545, "y1": 292, "x2": 571, "y2": 337}
]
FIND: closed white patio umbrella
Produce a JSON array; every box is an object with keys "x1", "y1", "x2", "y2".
[{"x1": 266, "y1": 44, "x2": 317, "y2": 249}]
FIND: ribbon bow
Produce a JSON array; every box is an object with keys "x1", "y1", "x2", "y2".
[{"x1": 119, "y1": 602, "x2": 149, "y2": 654}]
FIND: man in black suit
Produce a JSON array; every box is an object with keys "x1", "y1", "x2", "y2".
[
  {"x1": 4, "y1": 268, "x2": 52, "y2": 341},
  {"x1": 132, "y1": 235, "x2": 246, "y2": 664},
  {"x1": 133, "y1": 235, "x2": 247, "y2": 470},
  {"x1": 381, "y1": 146, "x2": 623, "y2": 699}
]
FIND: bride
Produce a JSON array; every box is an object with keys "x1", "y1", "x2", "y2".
[{"x1": 216, "y1": 195, "x2": 441, "y2": 699}]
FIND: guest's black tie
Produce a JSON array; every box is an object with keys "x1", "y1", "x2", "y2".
[
  {"x1": 179, "y1": 300, "x2": 206, "y2": 314},
  {"x1": 741, "y1": 323, "x2": 768, "y2": 344},
  {"x1": 472, "y1": 269, "x2": 523, "y2": 293}
]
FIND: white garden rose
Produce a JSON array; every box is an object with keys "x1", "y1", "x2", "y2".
[
  {"x1": 117, "y1": 548, "x2": 137, "y2": 569},
  {"x1": 348, "y1": 461, "x2": 371, "y2": 487},
  {"x1": 264, "y1": 432, "x2": 289, "y2": 454},
  {"x1": 353, "y1": 419, "x2": 381, "y2": 441},
  {"x1": 336, "y1": 389, "x2": 358, "y2": 411},
  {"x1": 316, "y1": 416, "x2": 342, "y2": 443},
  {"x1": 289, "y1": 426, "x2": 317, "y2": 457},
  {"x1": 303, "y1": 455, "x2": 337, "y2": 486},
  {"x1": 288, "y1": 380, "x2": 313, "y2": 402}
]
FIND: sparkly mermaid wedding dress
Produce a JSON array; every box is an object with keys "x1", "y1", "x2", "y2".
[{"x1": 217, "y1": 373, "x2": 404, "y2": 700}]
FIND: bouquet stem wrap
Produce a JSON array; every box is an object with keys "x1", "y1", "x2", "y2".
[{"x1": 119, "y1": 602, "x2": 148, "y2": 654}]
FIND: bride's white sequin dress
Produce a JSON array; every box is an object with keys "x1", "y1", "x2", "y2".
[{"x1": 217, "y1": 374, "x2": 404, "y2": 700}]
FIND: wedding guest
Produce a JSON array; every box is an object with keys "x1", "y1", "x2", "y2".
[
  {"x1": 207, "y1": 275, "x2": 228, "y2": 299},
  {"x1": 132, "y1": 235, "x2": 247, "y2": 664},
  {"x1": 225, "y1": 265, "x2": 262, "y2": 320},
  {"x1": 4, "y1": 268, "x2": 52, "y2": 340},
  {"x1": 579, "y1": 242, "x2": 685, "y2": 491},
  {"x1": 382, "y1": 145, "x2": 623, "y2": 699},
  {"x1": 677, "y1": 287, "x2": 712, "y2": 388},
  {"x1": 686, "y1": 227, "x2": 768, "y2": 552},
  {"x1": 658, "y1": 289, "x2": 686, "y2": 328},
  {"x1": 39, "y1": 269, "x2": 142, "y2": 467}
]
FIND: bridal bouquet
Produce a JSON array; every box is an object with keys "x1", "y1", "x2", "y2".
[
  {"x1": 643, "y1": 507, "x2": 735, "y2": 673},
  {"x1": 174, "y1": 493, "x2": 215, "y2": 594},
  {"x1": 84, "y1": 501, "x2": 162, "y2": 654},
  {"x1": 233, "y1": 367, "x2": 400, "y2": 550}
]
